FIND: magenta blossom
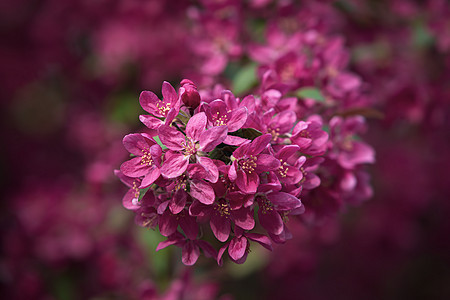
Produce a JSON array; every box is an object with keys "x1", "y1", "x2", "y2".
[
  {"x1": 190, "y1": 199, "x2": 255, "y2": 242},
  {"x1": 119, "y1": 133, "x2": 162, "y2": 188},
  {"x1": 291, "y1": 116, "x2": 329, "y2": 156},
  {"x1": 139, "y1": 81, "x2": 181, "y2": 130},
  {"x1": 229, "y1": 134, "x2": 280, "y2": 194},
  {"x1": 158, "y1": 112, "x2": 228, "y2": 180},
  {"x1": 217, "y1": 226, "x2": 272, "y2": 265},
  {"x1": 156, "y1": 232, "x2": 217, "y2": 266}
]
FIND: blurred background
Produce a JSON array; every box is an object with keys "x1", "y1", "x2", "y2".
[{"x1": 1, "y1": 0, "x2": 449, "y2": 299}]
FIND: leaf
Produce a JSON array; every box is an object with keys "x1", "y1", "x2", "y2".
[
  {"x1": 296, "y1": 87, "x2": 325, "y2": 102},
  {"x1": 232, "y1": 63, "x2": 258, "y2": 95},
  {"x1": 154, "y1": 136, "x2": 168, "y2": 150},
  {"x1": 230, "y1": 128, "x2": 262, "y2": 141}
]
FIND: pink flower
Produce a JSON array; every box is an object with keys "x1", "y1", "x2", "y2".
[
  {"x1": 156, "y1": 232, "x2": 217, "y2": 266},
  {"x1": 139, "y1": 81, "x2": 181, "y2": 130},
  {"x1": 217, "y1": 226, "x2": 272, "y2": 265},
  {"x1": 190, "y1": 199, "x2": 255, "y2": 242},
  {"x1": 291, "y1": 116, "x2": 329, "y2": 156},
  {"x1": 119, "y1": 133, "x2": 162, "y2": 188},
  {"x1": 229, "y1": 134, "x2": 280, "y2": 194},
  {"x1": 158, "y1": 112, "x2": 228, "y2": 180}
]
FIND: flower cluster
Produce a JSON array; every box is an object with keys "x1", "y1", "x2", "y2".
[{"x1": 117, "y1": 78, "x2": 342, "y2": 265}]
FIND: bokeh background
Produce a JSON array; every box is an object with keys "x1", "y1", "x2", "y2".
[{"x1": 1, "y1": 0, "x2": 450, "y2": 299}]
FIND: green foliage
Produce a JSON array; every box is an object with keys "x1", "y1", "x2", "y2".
[
  {"x1": 296, "y1": 87, "x2": 325, "y2": 102},
  {"x1": 232, "y1": 63, "x2": 258, "y2": 95}
]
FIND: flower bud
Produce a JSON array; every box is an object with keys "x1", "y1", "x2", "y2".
[{"x1": 180, "y1": 79, "x2": 201, "y2": 109}]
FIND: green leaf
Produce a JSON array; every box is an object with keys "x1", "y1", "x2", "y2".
[
  {"x1": 230, "y1": 128, "x2": 262, "y2": 141},
  {"x1": 232, "y1": 63, "x2": 258, "y2": 95},
  {"x1": 154, "y1": 136, "x2": 168, "y2": 150},
  {"x1": 296, "y1": 87, "x2": 325, "y2": 102}
]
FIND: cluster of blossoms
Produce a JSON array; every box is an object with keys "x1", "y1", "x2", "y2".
[{"x1": 116, "y1": 68, "x2": 373, "y2": 264}]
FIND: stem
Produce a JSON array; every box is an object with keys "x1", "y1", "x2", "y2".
[{"x1": 173, "y1": 122, "x2": 186, "y2": 136}]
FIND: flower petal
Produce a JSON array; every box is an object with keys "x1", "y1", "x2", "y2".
[
  {"x1": 169, "y1": 189, "x2": 187, "y2": 214},
  {"x1": 236, "y1": 170, "x2": 259, "y2": 194},
  {"x1": 248, "y1": 134, "x2": 272, "y2": 154},
  {"x1": 258, "y1": 208, "x2": 283, "y2": 235},
  {"x1": 160, "y1": 151, "x2": 189, "y2": 179},
  {"x1": 228, "y1": 236, "x2": 247, "y2": 261},
  {"x1": 182, "y1": 240, "x2": 200, "y2": 266},
  {"x1": 189, "y1": 179, "x2": 215, "y2": 205},
  {"x1": 158, "y1": 125, "x2": 185, "y2": 151},
  {"x1": 123, "y1": 133, "x2": 154, "y2": 156},
  {"x1": 210, "y1": 213, "x2": 231, "y2": 242},
  {"x1": 120, "y1": 157, "x2": 149, "y2": 177},
  {"x1": 256, "y1": 154, "x2": 280, "y2": 172},
  {"x1": 139, "y1": 91, "x2": 159, "y2": 114},
  {"x1": 179, "y1": 214, "x2": 198, "y2": 240},
  {"x1": 186, "y1": 112, "x2": 207, "y2": 142},
  {"x1": 162, "y1": 81, "x2": 178, "y2": 105},
  {"x1": 267, "y1": 192, "x2": 302, "y2": 211},
  {"x1": 196, "y1": 156, "x2": 219, "y2": 183},
  {"x1": 227, "y1": 107, "x2": 248, "y2": 132},
  {"x1": 246, "y1": 233, "x2": 273, "y2": 251},
  {"x1": 139, "y1": 115, "x2": 163, "y2": 129},
  {"x1": 199, "y1": 126, "x2": 228, "y2": 152},
  {"x1": 159, "y1": 211, "x2": 178, "y2": 237},
  {"x1": 231, "y1": 207, "x2": 255, "y2": 230},
  {"x1": 140, "y1": 167, "x2": 161, "y2": 188}
]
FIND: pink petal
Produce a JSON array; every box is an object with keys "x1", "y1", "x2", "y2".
[
  {"x1": 217, "y1": 243, "x2": 229, "y2": 266},
  {"x1": 139, "y1": 91, "x2": 159, "y2": 114},
  {"x1": 123, "y1": 133, "x2": 154, "y2": 156},
  {"x1": 196, "y1": 156, "x2": 219, "y2": 183},
  {"x1": 186, "y1": 112, "x2": 207, "y2": 142},
  {"x1": 246, "y1": 233, "x2": 273, "y2": 251},
  {"x1": 199, "y1": 125, "x2": 228, "y2": 152},
  {"x1": 248, "y1": 134, "x2": 272, "y2": 154},
  {"x1": 122, "y1": 189, "x2": 140, "y2": 210},
  {"x1": 277, "y1": 145, "x2": 300, "y2": 160},
  {"x1": 162, "y1": 81, "x2": 178, "y2": 105},
  {"x1": 158, "y1": 125, "x2": 185, "y2": 151},
  {"x1": 140, "y1": 167, "x2": 161, "y2": 188},
  {"x1": 231, "y1": 207, "x2": 255, "y2": 230},
  {"x1": 267, "y1": 192, "x2": 302, "y2": 210},
  {"x1": 210, "y1": 213, "x2": 231, "y2": 242},
  {"x1": 179, "y1": 214, "x2": 198, "y2": 240},
  {"x1": 156, "y1": 232, "x2": 184, "y2": 251},
  {"x1": 182, "y1": 241, "x2": 200, "y2": 266},
  {"x1": 223, "y1": 135, "x2": 250, "y2": 146},
  {"x1": 139, "y1": 115, "x2": 163, "y2": 129},
  {"x1": 228, "y1": 236, "x2": 247, "y2": 261},
  {"x1": 256, "y1": 154, "x2": 280, "y2": 172},
  {"x1": 160, "y1": 151, "x2": 189, "y2": 179},
  {"x1": 197, "y1": 240, "x2": 218, "y2": 259},
  {"x1": 236, "y1": 170, "x2": 259, "y2": 194},
  {"x1": 258, "y1": 209, "x2": 283, "y2": 235},
  {"x1": 169, "y1": 189, "x2": 187, "y2": 214},
  {"x1": 120, "y1": 157, "x2": 149, "y2": 177},
  {"x1": 159, "y1": 211, "x2": 178, "y2": 237},
  {"x1": 228, "y1": 107, "x2": 248, "y2": 132},
  {"x1": 189, "y1": 179, "x2": 215, "y2": 205}
]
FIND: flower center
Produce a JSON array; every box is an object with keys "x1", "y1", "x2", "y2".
[
  {"x1": 299, "y1": 130, "x2": 311, "y2": 138},
  {"x1": 182, "y1": 139, "x2": 197, "y2": 157},
  {"x1": 239, "y1": 155, "x2": 257, "y2": 173},
  {"x1": 278, "y1": 159, "x2": 288, "y2": 178},
  {"x1": 175, "y1": 176, "x2": 187, "y2": 192},
  {"x1": 268, "y1": 127, "x2": 280, "y2": 141},
  {"x1": 215, "y1": 200, "x2": 230, "y2": 217},
  {"x1": 212, "y1": 111, "x2": 228, "y2": 126},
  {"x1": 156, "y1": 101, "x2": 171, "y2": 117},
  {"x1": 132, "y1": 180, "x2": 140, "y2": 204},
  {"x1": 257, "y1": 196, "x2": 274, "y2": 214},
  {"x1": 140, "y1": 149, "x2": 153, "y2": 166}
]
